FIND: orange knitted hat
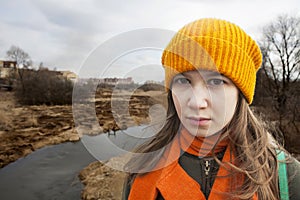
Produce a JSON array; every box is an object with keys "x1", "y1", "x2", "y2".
[{"x1": 161, "y1": 18, "x2": 262, "y2": 104}]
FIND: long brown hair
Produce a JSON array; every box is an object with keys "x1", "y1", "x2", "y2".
[
  {"x1": 220, "y1": 93, "x2": 280, "y2": 199},
  {"x1": 124, "y1": 91, "x2": 179, "y2": 175},
  {"x1": 125, "y1": 90, "x2": 281, "y2": 199}
]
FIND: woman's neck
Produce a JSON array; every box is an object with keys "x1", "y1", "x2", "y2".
[{"x1": 179, "y1": 127, "x2": 228, "y2": 157}]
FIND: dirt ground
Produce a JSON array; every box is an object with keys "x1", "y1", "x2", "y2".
[
  {"x1": 0, "y1": 88, "x2": 166, "y2": 199},
  {"x1": 0, "y1": 91, "x2": 78, "y2": 168},
  {"x1": 79, "y1": 157, "x2": 129, "y2": 200}
]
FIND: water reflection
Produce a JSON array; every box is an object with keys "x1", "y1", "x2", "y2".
[
  {"x1": 81, "y1": 124, "x2": 160, "y2": 161},
  {"x1": 0, "y1": 141, "x2": 95, "y2": 200}
]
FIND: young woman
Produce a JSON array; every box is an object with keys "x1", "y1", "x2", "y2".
[{"x1": 123, "y1": 18, "x2": 300, "y2": 200}]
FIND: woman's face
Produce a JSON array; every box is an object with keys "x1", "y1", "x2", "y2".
[{"x1": 171, "y1": 70, "x2": 239, "y2": 137}]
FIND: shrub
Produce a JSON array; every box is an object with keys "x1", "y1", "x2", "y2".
[
  {"x1": 139, "y1": 83, "x2": 165, "y2": 92},
  {"x1": 14, "y1": 69, "x2": 73, "y2": 105}
]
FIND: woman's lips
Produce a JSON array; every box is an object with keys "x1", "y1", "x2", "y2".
[{"x1": 187, "y1": 117, "x2": 211, "y2": 126}]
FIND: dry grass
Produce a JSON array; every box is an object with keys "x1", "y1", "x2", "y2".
[
  {"x1": 0, "y1": 91, "x2": 15, "y2": 131},
  {"x1": 0, "y1": 111, "x2": 11, "y2": 131}
]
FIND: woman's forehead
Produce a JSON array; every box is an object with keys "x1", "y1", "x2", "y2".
[{"x1": 180, "y1": 70, "x2": 224, "y2": 77}]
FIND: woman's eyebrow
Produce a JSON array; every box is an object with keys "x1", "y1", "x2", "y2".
[{"x1": 179, "y1": 72, "x2": 191, "y2": 78}]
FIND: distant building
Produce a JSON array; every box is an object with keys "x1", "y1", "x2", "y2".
[
  {"x1": 144, "y1": 80, "x2": 164, "y2": 85},
  {"x1": 102, "y1": 77, "x2": 134, "y2": 85},
  {"x1": 0, "y1": 60, "x2": 78, "y2": 82},
  {"x1": 0, "y1": 59, "x2": 17, "y2": 78},
  {"x1": 60, "y1": 71, "x2": 78, "y2": 82}
]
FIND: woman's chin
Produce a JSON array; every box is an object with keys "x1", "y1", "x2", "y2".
[{"x1": 183, "y1": 126, "x2": 222, "y2": 138}]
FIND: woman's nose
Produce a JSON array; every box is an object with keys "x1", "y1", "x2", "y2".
[{"x1": 187, "y1": 84, "x2": 209, "y2": 109}]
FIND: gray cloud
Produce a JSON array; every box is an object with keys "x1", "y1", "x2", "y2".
[
  {"x1": 0, "y1": 0, "x2": 299, "y2": 77},
  {"x1": 32, "y1": 0, "x2": 101, "y2": 33}
]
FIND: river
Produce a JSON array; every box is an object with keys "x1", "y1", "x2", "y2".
[{"x1": 0, "y1": 125, "x2": 154, "y2": 200}]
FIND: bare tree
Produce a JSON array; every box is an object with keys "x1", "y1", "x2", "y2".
[
  {"x1": 6, "y1": 45, "x2": 32, "y2": 68},
  {"x1": 6, "y1": 45, "x2": 33, "y2": 92},
  {"x1": 259, "y1": 14, "x2": 300, "y2": 151}
]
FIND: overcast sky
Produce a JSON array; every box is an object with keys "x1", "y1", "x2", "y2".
[{"x1": 0, "y1": 0, "x2": 299, "y2": 82}]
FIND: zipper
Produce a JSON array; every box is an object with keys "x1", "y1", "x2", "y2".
[
  {"x1": 201, "y1": 158, "x2": 212, "y2": 199},
  {"x1": 199, "y1": 151, "x2": 225, "y2": 198},
  {"x1": 204, "y1": 160, "x2": 211, "y2": 176}
]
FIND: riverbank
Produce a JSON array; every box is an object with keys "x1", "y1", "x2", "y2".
[
  {"x1": 0, "y1": 92, "x2": 78, "y2": 168},
  {"x1": 0, "y1": 88, "x2": 166, "y2": 199},
  {"x1": 79, "y1": 157, "x2": 128, "y2": 200},
  {"x1": 0, "y1": 89, "x2": 166, "y2": 168}
]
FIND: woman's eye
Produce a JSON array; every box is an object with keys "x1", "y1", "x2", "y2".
[
  {"x1": 207, "y1": 79, "x2": 225, "y2": 86},
  {"x1": 174, "y1": 77, "x2": 190, "y2": 84}
]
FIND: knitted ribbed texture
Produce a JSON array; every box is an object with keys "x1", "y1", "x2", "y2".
[{"x1": 162, "y1": 18, "x2": 262, "y2": 104}]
